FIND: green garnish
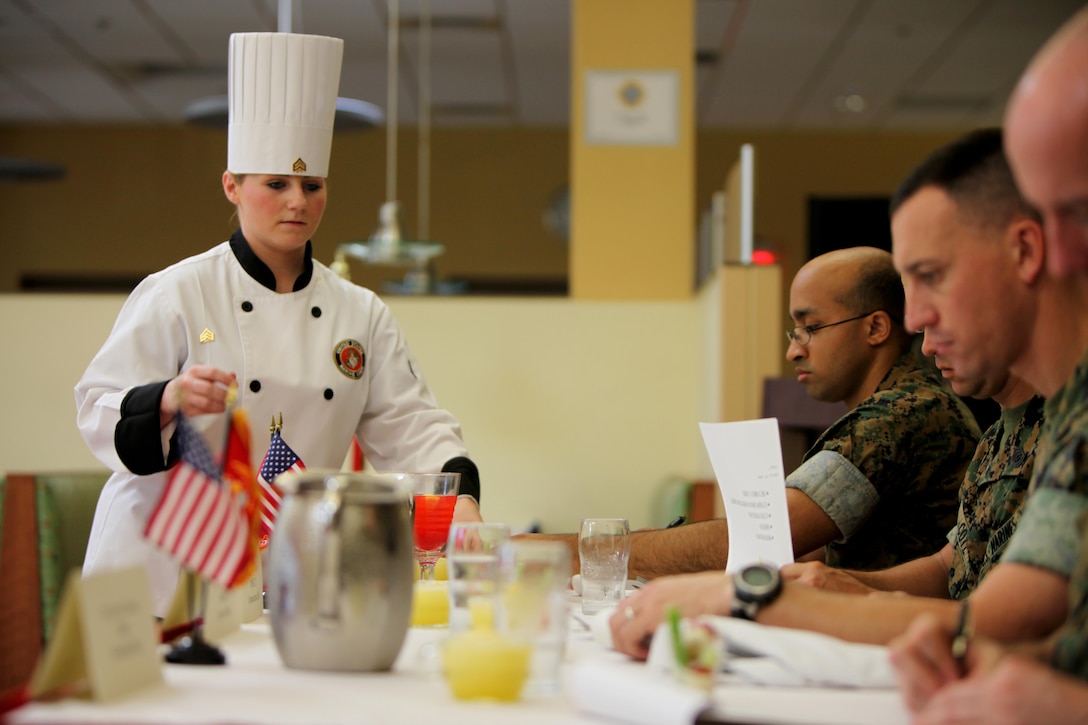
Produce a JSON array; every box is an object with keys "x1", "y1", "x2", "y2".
[{"x1": 667, "y1": 606, "x2": 686, "y2": 669}]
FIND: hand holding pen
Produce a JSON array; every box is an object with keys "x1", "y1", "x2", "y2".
[
  {"x1": 950, "y1": 602, "x2": 972, "y2": 676},
  {"x1": 889, "y1": 613, "x2": 966, "y2": 712},
  {"x1": 889, "y1": 603, "x2": 1007, "y2": 713}
]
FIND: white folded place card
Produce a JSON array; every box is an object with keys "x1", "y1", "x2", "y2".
[
  {"x1": 699, "y1": 418, "x2": 793, "y2": 572},
  {"x1": 242, "y1": 556, "x2": 264, "y2": 623},
  {"x1": 162, "y1": 572, "x2": 246, "y2": 644},
  {"x1": 202, "y1": 578, "x2": 243, "y2": 643},
  {"x1": 29, "y1": 566, "x2": 162, "y2": 702}
]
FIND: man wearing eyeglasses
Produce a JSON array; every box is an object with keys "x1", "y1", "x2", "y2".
[{"x1": 525, "y1": 246, "x2": 980, "y2": 581}]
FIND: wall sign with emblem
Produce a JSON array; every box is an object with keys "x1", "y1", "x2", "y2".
[{"x1": 584, "y1": 69, "x2": 679, "y2": 147}]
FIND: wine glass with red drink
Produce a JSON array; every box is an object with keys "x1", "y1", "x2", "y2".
[{"x1": 410, "y1": 472, "x2": 461, "y2": 581}]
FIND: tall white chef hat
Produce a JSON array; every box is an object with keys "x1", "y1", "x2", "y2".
[{"x1": 227, "y1": 32, "x2": 343, "y2": 178}]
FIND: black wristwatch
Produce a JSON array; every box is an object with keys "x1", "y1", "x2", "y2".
[{"x1": 730, "y1": 564, "x2": 782, "y2": 620}]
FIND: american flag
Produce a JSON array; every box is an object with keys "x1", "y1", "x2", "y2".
[
  {"x1": 258, "y1": 427, "x2": 305, "y2": 540},
  {"x1": 144, "y1": 415, "x2": 253, "y2": 589}
]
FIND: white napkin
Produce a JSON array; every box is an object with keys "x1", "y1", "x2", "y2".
[
  {"x1": 588, "y1": 609, "x2": 616, "y2": 648},
  {"x1": 569, "y1": 660, "x2": 711, "y2": 725},
  {"x1": 645, "y1": 616, "x2": 897, "y2": 689}
]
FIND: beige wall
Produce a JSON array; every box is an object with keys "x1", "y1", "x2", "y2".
[{"x1": 0, "y1": 293, "x2": 709, "y2": 534}]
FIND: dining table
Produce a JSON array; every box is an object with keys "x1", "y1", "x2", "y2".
[{"x1": 8, "y1": 600, "x2": 911, "y2": 725}]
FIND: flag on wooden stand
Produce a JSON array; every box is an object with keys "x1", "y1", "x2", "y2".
[
  {"x1": 144, "y1": 411, "x2": 257, "y2": 589},
  {"x1": 222, "y1": 408, "x2": 260, "y2": 586},
  {"x1": 257, "y1": 416, "x2": 305, "y2": 548}
]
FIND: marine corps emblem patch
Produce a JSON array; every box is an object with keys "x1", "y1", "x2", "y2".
[{"x1": 334, "y1": 339, "x2": 365, "y2": 379}]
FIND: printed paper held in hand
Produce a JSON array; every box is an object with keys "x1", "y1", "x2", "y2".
[{"x1": 699, "y1": 418, "x2": 793, "y2": 572}]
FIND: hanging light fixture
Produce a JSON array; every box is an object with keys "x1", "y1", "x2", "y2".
[
  {"x1": 184, "y1": 0, "x2": 384, "y2": 129},
  {"x1": 332, "y1": 0, "x2": 447, "y2": 294},
  {"x1": 184, "y1": 95, "x2": 383, "y2": 130}
]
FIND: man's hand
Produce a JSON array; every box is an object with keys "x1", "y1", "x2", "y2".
[
  {"x1": 608, "y1": 571, "x2": 733, "y2": 660},
  {"x1": 780, "y1": 561, "x2": 875, "y2": 595},
  {"x1": 914, "y1": 656, "x2": 1085, "y2": 725},
  {"x1": 161, "y1": 366, "x2": 237, "y2": 426},
  {"x1": 513, "y1": 532, "x2": 579, "y2": 578},
  {"x1": 889, "y1": 612, "x2": 1006, "y2": 712}
]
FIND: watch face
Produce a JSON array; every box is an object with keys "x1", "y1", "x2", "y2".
[
  {"x1": 738, "y1": 564, "x2": 781, "y2": 599},
  {"x1": 741, "y1": 566, "x2": 775, "y2": 587}
]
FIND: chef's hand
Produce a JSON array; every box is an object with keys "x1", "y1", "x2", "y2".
[
  {"x1": 161, "y1": 366, "x2": 237, "y2": 426},
  {"x1": 451, "y1": 496, "x2": 484, "y2": 525},
  {"x1": 609, "y1": 571, "x2": 733, "y2": 660}
]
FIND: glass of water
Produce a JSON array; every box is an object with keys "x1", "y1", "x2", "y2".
[{"x1": 578, "y1": 518, "x2": 630, "y2": 615}]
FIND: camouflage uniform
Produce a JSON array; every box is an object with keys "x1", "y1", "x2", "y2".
[
  {"x1": 946, "y1": 396, "x2": 1045, "y2": 600},
  {"x1": 1003, "y1": 347, "x2": 1088, "y2": 582},
  {"x1": 787, "y1": 352, "x2": 980, "y2": 570},
  {"x1": 1054, "y1": 513, "x2": 1088, "y2": 678},
  {"x1": 1029, "y1": 348, "x2": 1088, "y2": 678}
]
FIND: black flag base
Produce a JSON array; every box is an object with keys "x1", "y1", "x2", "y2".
[{"x1": 164, "y1": 632, "x2": 226, "y2": 665}]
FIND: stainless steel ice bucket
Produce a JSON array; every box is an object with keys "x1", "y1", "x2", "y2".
[{"x1": 266, "y1": 471, "x2": 414, "y2": 671}]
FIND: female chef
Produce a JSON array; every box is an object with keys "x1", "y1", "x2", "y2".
[{"x1": 75, "y1": 32, "x2": 482, "y2": 616}]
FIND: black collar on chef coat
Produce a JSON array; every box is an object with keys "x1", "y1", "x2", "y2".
[{"x1": 229, "y1": 229, "x2": 314, "y2": 292}]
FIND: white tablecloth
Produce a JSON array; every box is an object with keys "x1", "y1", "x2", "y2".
[{"x1": 10, "y1": 610, "x2": 910, "y2": 725}]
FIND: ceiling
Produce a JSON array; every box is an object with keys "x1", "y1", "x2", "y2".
[{"x1": 0, "y1": 0, "x2": 1083, "y2": 130}]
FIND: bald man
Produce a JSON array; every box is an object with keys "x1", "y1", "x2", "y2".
[
  {"x1": 526, "y1": 248, "x2": 978, "y2": 581},
  {"x1": 1005, "y1": 5, "x2": 1088, "y2": 278},
  {"x1": 617, "y1": 248, "x2": 978, "y2": 575}
]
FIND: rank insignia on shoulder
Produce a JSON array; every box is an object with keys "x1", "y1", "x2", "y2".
[
  {"x1": 334, "y1": 339, "x2": 365, "y2": 379},
  {"x1": 199, "y1": 328, "x2": 215, "y2": 344}
]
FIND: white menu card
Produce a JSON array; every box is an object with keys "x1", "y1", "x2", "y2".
[{"x1": 699, "y1": 418, "x2": 793, "y2": 572}]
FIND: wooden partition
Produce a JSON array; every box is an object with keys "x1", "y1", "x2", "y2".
[{"x1": 0, "y1": 474, "x2": 44, "y2": 693}]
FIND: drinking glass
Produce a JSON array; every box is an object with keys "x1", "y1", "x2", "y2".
[
  {"x1": 409, "y1": 472, "x2": 460, "y2": 581},
  {"x1": 501, "y1": 540, "x2": 571, "y2": 696},
  {"x1": 578, "y1": 517, "x2": 630, "y2": 614},
  {"x1": 446, "y1": 522, "x2": 511, "y2": 634}
]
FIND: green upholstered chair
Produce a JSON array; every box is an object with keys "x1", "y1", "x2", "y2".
[{"x1": 0, "y1": 471, "x2": 109, "y2": 693}]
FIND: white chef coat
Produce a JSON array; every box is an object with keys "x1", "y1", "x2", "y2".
[{"x1": 75, "y1": 237, "x2": 470, "y2": 615}]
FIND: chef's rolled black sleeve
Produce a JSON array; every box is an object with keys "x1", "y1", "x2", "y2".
[
  {"x1": 442, "y1": 456, "x2": 480, "y2": 504},
  {"x1": 116, "y1": 381, "x2": 174, "y2": 475}
]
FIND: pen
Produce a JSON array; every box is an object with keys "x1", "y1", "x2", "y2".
[
  {"x1": 950, "y1": 602, "x2": 971, "y2": 675},
  {"x1": 666, "y1": 515, "x2": 686, "y2": 529}
]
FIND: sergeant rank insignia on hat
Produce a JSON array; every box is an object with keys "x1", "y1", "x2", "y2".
[
  {"x1": 199, "y1": 328, "x2": 215, "y2": 344},
  {"x1": 292, "y1": 157, "x2": 307, "y2": 173},
  {"x1": 334, "y1": 339, "x2": 365, "y2": 379}
]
